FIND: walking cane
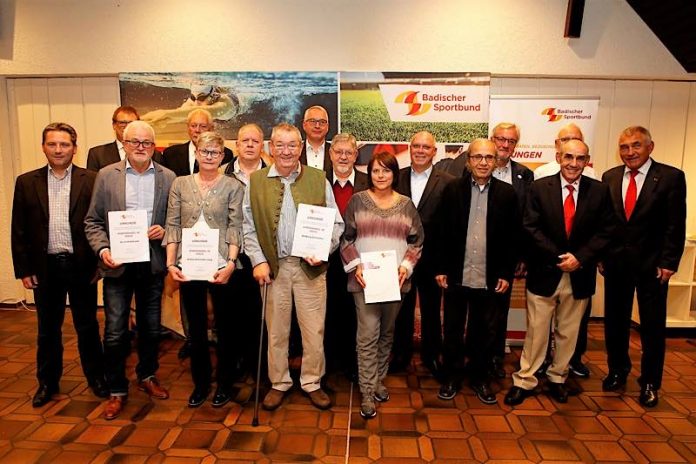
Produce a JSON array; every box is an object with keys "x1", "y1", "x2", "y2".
[{"x1": 252, "y1": 282, "x2": 268, "y2": 427}]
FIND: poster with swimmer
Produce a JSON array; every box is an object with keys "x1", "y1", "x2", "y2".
[{"x1": 119, "y1": 72, "x2": 339, "y2": 146}]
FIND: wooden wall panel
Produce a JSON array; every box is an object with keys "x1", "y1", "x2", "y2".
[{"x1": 647, "y1": 81, "x2": 690, "y2": 169}]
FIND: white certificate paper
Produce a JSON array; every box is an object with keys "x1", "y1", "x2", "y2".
[
  {"x1": 108, "y1": 210, "x2": 149, "y2": 263},
  {"x1": 181, "y1": 227, "x2": 220, "y2": 281},
  {"x1": 361, "y1": 250, "x2": 401, "y2": 304},
  {"x1": 291, "y1": 203, "x2": 336, "y2": 262}
]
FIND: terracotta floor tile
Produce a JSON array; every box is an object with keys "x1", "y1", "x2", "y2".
[
  {"x1": 426, "y1": 413, "x2": 463, "y2": 431},
  {"x1": 172, "y1": 429, "x2": 217, "y2": 449},
  {"x1": 656, "y1": 418, "x2": 696, "y2": 435},
  {"x1": 223, "y1": 431, "x2": 265, "y2": 452},
  {"x1": 74, "y1": 424, "x2": 121, "y2": 445},
  {"x1": 563, "y1": 416, "x2": 611, "y2": 434},
  {"x1": 27, "y1": 423, "x2": 74, "y2": 442},
  {"x1": 55, "y1": 399, "x2": 101, "y2": 418},
  {"x1": 381, "y1": 436, "x2": 420, "y2": 458},
  {"x1": 634, "y1": 441, "x2": 687, "y2": 462},
  {"x1": 122, "y1": 426, "x2": 169, "y2": 448},
  {"x1": 474, "y1": 415, "x2": 511, "y2": 433},
  {"x1": 585, "y1": 440, "x2": 633, "y2": 461},
  {"x1": 518, "y1": 415, "x2": 560, "y2": 433},
  {"x1": 611, "y1": 417, "x2": 658, "y2": 435},
  {"x1": 481, "y1": 438, "x2": 526, "y2": 460},
  {"x1": 380, "y1": 413, "x2": 417, "y2": 432},
  {"x1": 273, "y1": 432, "x2": 314, "y2": 455},
  {"x1": 432, "y1": 438, "x2": 472, "y2": 459},
  {"x1": 534, "y1": 439, "x2": 580, "y2": 460}
]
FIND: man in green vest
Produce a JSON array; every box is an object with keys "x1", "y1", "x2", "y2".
[{"x1": 243, "y1": 122, "x2": 344, "y2": 411}]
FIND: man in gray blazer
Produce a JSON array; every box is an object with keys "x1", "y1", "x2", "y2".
[{"x1": 85, "y1": 120, "x2": 176, "y2": 420}]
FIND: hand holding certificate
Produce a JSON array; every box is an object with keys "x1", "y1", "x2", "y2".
[
  {"x1": 360, "y1": 250, "x2": 401, "y2": 303},
  {"x1": 291, "y1": 203, "x2": 336, "y2": 262},
  {"x1": 181, "y1": 226, "x2": 220, "y2": 281},
  {"x1": 108, "y1": 210, "x2": 150, "y2": 263}
]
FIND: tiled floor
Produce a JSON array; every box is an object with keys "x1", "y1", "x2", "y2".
[{"x1": 1, "y1": 309, "x2": 696, "y2": 463}]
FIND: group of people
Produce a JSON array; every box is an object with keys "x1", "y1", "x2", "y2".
[{"x1": 10, "y1": 101, "x2": 686, "y2": 422}]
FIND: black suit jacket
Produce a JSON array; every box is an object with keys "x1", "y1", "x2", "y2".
[
  {"x1": 300, "y1": 141, "x2": 332, "y2": 173},
  {"x1": 435, "y1": 174, "x2": 521, "y2": 288},
  {"x1": 86, "y1": 141, "x2": 119, "y2": 171},
  {"x1": 524, "y1": 174, "x2": 616, "y2": 299},
  {"x1": 602, "y1": 159, "x2": 686, "y2": 275},
  {"x1": 396, "y1": 166, "x2": 455, "y2": 272},
  {"x1": 11, "y1": 165, "x2": 97, "y2": 282},
  {"x1": 162, "y1": 142, "x2": 233, "y2": 177}
]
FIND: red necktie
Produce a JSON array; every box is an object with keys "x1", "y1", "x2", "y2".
[
  {"x1": 564, "y1": 185, "x2": 575, "y2": 238},
  {"x1": 624, "y1": 169, "x2": 639, "y2": 220}
]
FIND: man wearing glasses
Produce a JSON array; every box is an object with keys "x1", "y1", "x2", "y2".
[
  {"x1": 487, "y1": 123, "x2": 534, "y2": 379},
  {"x1": 300, "y1": 106, "x2": 332, "y2": 173},
  {"x1": 434, "y1": 139, "x2": 521, "y2": 404},
  {"x1": 505, "y1": 139, "x2": 615, "y2": 406},
  {"x1": 161, "y1": 108, "x2": 233, "y2": 177},
  {"x1": 85, "y1": 121, "x2": 176, "y2": 420},
  {"x1": 243, "y1": 123, "x2": 344, "y2": 411},
  {"x1": 87, "y1": 106, "x2": 163, "y2": 171}
]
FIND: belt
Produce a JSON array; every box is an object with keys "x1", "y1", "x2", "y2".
[{"x1": 48, "y1": 252, "x2": 73, "y2": 260}]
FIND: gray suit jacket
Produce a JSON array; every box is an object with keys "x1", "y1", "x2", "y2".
[{"x1": 84, "y1": 160, "x2": 176, "y2": 277}]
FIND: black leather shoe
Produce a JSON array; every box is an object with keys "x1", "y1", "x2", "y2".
[
  {"x1": 188, "y1": 387, "x2": 209, "y2": 408},
  {"x1": 437, "y1": 382, "x2": 458, "y2": 400},
  {"x1": 32, "y1": 384, "x2": 56, "y2": 408},
  {"x1": 569, "y1": 361, "x2": 590, "y2": 378},
  {"x1": 89, "y1": 377, "x2": 109, "y2": 399},
  {"x1": 211, "y1": 387, "x2": 232, "y2": 408},
  {"x1": 547, "y1": 382, "x2": 569, "y2": 403},
  {"x1": 639, "y1": 384, "x2": 659, "y2": 407},
  {"x1": 602, "y1": 372, "x2": 627, "y2": 392},
  {"x1": 472, "y1": 382, "x2": 497, "y2": 405},
  {"x1": 504, "y1": 386, "x2": 532, "y2": 406}
]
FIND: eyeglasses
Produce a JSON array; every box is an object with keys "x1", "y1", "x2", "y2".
[
  {"x1": 112, "y1": 120, "x2": 135, "y2": 127},
  {"x1": 272, "y1": 143, "x2": 300, "y2": 152},
  {"x1": 199, "y1": 149, "x2": 223, "y2": 159},
  {"x1": 304, "y1": 118, "x2": 328, "y2": 126},
  {"x1": 560, "y1": 153, "x2": 589, "y2": 163},
  {"x1": 492, "y1": 136, "x2": 518, "y2": 145},
  {"x1": 124, "y1": 139, "x2": 155, "y2": 149},
  {"x1": 557, "y1": 136, "x2": 582, "y2": 143},
  {"x1": 469, "y1": 154, "x2": 496, "y2": 164},
  {"x1": 619, "y1": 142, "x2": 643, "y2": 153},
  {"x1": 332, "y1": 149, "x2": 355, "y2": 158}
]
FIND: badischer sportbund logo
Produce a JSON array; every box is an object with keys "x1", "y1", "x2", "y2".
[
  {"x1": 541, "y1": 107, "x2": 592, "y2": 122},
  {"x1": 395, "y1": 90, "x2": 480, "y2": 116}
]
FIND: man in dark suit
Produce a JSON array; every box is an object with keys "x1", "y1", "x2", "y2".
[
  {"x1": 488, "y1": 122, "x2": 534, "y2": 378},
  {"x1": 392, "y1": 131, "x2": 454, "y2": 376},
  {"x1": 505, "y1": 139, "x2": 615, "y2": 406},
  {"x1": 324, "y1": 133, "x2": 368, "y2": 379},
  {"x1": 11, "y1": 122, "x2": 106, "y2": 408},
  {"x1": 435, "y1": 139, "x2": 521, "y2": 404},
  {"x1": 299, "y1": 105, "x2": 332, "y2": 173},
  {"x1": 86, "y1": 106, "x2": 139, "y2": 171},
  {"x1": 85, "y1": 120, "x2": 176, "y2": 420},
  {"x1": 601, "y1": 126, "x2": 686, "y2": 407},
  {"x1": 161, "y1": 108, "x2": 233, "y2": 177}
]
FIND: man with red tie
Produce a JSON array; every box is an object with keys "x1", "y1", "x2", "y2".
[
  {"x1": 601, "y1": 126, "x2": 686, "y2": 407},
  {"x1": 505, "y1": 139, "x2": 615, "y2": 406}
]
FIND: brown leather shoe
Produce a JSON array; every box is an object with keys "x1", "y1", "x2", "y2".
[
  {"x1": 104, "y1": 396, "x2": 126, "y2": 420},
  {"x1": 308, "y1": 388, "x2": 332, "y2": 410},
  {"x1": 262, "y1": 388, "x2": 286, "y2": 410},
  {"x1": 138, "y1": 377, "x2": 169, "y2": 399}
]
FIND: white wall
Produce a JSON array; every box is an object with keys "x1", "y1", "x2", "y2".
[{"x1": 0, "y1": 0, "x2": 688, "y2": 77}]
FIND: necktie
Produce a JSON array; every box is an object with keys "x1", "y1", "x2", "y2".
[
  {"x1": 624, "y1": 169, "x2": 639, "y2": 220},
  {"x1": 564, "y1": 185, "x2": 575, "y2": 238}
]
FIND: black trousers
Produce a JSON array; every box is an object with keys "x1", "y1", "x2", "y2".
[
  {"x1": 442, "y1": 285, "x2": 496, "y2": 384},
  {"x1": 180, "y1": 279, "x2": 237, "y2": 390},
  {"x1": 392, "y1": 265, "x2": 443, "y2": 364},
  {"x1": 324, "y1": 251, "x2": 357, "y2": 374},
  {"x1": 33, "y1": 254, "x2": 104, "y2": 389},
  {"x1": 604, "y1": 270, "x2": 667, "y2": 388}
]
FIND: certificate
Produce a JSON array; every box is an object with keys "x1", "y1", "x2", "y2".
[
  {"x1": 291, "y1": 203, "x2": 336, "y2": 262},
  {"x1": 108, "y1": 210, "x2": 149, "y2": 263},
  {"x1": 181, "y1": 227, "x2": 220, "y2": 281},
  {"x1": 361, "y1": 250, "x2": 401, "y2": 304}
]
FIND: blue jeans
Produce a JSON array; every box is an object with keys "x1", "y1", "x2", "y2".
[{"x1": 103, "y1": 263, "x2": 164, "y2": 396}]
